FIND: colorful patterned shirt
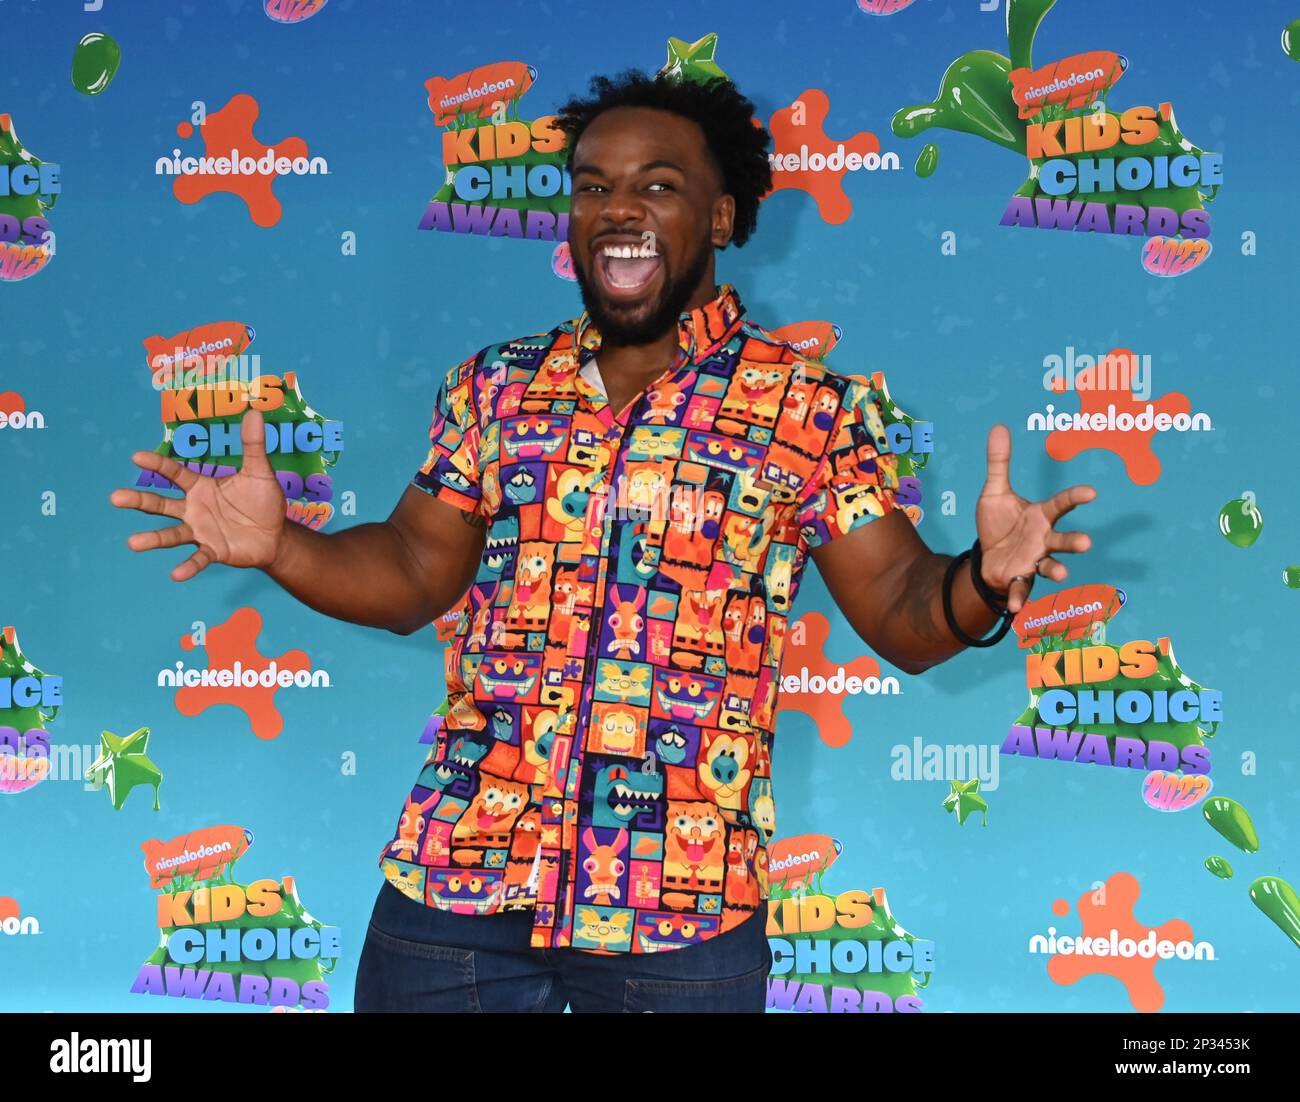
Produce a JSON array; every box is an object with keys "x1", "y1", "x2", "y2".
[{"x1": 378, "y1": 282, "x2": 900, "y2": 954}]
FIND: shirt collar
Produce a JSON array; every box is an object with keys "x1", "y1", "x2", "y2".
[{"x1": 574, "y1": 282, "x2": 746, "y2": 367}]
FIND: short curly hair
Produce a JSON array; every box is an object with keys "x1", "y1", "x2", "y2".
[{"x1": 553, "y1": 69, "x2": 773, "y2": 248}]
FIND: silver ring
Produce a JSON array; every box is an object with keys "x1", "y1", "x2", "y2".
[{"x1": 1010, "y1": 573, "x2": 1034, "y2": 585}]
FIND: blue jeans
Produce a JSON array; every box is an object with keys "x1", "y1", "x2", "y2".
[{"x1": 354, "y1": 880, "x2": 772, "y2": 1013}]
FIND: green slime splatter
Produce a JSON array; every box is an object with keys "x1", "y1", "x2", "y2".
[
  {"x1": 1283, "y1": 20, "x2": 1300, "y2": 61},
  {"x1": 1014, "y1": 636, "x2": 1218, "y2": 754},
  {"x1": 432, "y1": 91, "x2": 568, "y2": 217},
  {"x1": 0, "y1": 118, "x2": 57, "y2": 233},
  {"x1": 1218, "y1": 498, "x2": 1263, "y2": 548},
  {"x1": 915, "y1": 143, "x2": 940, "y2": 178},
  {"x1": 770, "y1": 854, "x2": 931, "y2": 1004},
  {"x1": 147, "y1": 872, "x2": 339, "y2": 996},
  {"x1": 1249, "y1": 876, "x2": 1300, "y2": 950},
  {"x1": 1205, "y1": 855, "x2": 1233, "y2": 880},
  {"x1": 1202, "y1": 797, "x2": 1259, "y2": 854},
  {"x1": 154, "y1": 346, "x2": 340, "y2": 485},
  {"x1": 889, "y1": 0, "x2": 1218, "y2": 221},
  {"x1": 1283, "y1": 565, "x2": 1300, "y2": 589},
  {"x1": 86, "y1": 727, "x2": 162, "y2": 811},
  {"x1": 943, "y1": 777, "x2": 988, "y2": 826},
  {"x1": 0, "y1": 628, "x2": 59, "y2": 735},
  {"x1": 71, "y1": 32, "x2": 122, "y2": 96}
]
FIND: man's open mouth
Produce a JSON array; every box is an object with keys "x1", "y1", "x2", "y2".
[{"x1": 593, "y1": 239, "x2": 663, "y2": 302}]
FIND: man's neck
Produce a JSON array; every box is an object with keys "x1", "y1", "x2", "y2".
[{"x1": 594, "y1": 279, "x2": 719, "y2": 403}]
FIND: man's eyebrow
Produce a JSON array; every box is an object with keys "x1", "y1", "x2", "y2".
[{"x1": 571, "y1": 159, "x2": 686, "y2": 177}]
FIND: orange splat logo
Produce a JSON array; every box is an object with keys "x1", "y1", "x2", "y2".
[
  {"x1": 1044, "y1": 348, "x2": 1190, "y2": 486},
  {"x1": 174, "y1": 607, "x2": 312, "y2": 741},
  {"x1": 0, "y1": 392, "x2": 24, "y2": 418},
  {"x1": 776, "y1": 611, "x2": 883, "y2": 749},
  {"x1": 1046, "y1": 872, "x2": 1194, "y2": 1013},
  {"x1": 171, "y1": 94, "x2": 315, "y2": 228},
  {"x1": 761, "y1": 89, "x2": 881, "y2": 225}
]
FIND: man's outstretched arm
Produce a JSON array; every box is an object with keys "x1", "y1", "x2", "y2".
[
  {"x1": 110, "y1": 409, "x2": 485, "y2": 636},
  {"x1": 265, "y1": 486, "x2": 485, "y2": 635},
  {"x1": 811, "y1": 424, "x2": 1095, "y2": 675}
]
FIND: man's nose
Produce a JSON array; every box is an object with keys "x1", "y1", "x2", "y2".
[{"x1": 599, "y1": 185, "x2": 647, "y2": 226}]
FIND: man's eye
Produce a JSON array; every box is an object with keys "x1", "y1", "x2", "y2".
[{"x1": 647, "y1": 182, "x2": 673, "y2": 192}]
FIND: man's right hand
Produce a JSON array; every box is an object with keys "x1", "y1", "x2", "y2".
[
  {"x1": 108, "y1": 406, "x2": 486, "y2": 635},
  {"x1": 109, "y1": 409, "x2": 289, "y2": 582}
]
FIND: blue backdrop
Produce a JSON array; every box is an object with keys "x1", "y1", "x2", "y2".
[{"x1": 1, "y1": 0, "x2": 1295, "y2": 1012}]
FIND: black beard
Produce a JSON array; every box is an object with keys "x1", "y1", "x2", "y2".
[{"x1": 574, "y1": 239, "x2": 713, "y2": 346}]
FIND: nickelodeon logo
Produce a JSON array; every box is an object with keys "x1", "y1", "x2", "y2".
[
  {"x1": 0, "y1": 392, "x2": 44, "y2": 430},
  {"x1": 779, "y1": 666, "x2": 900, "y2": 696},
  {"x1": 768, "y1": 146, "x2": 900, "y2": 174},
  {"x1": 0, "y1": 897, "x2": 39, "y2": 935}
]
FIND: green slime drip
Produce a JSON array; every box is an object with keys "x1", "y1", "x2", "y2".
[
  {"x1": 1008, "y1": 0, "x2": 1058, "y2": 72},
  {"x1": 1284, "y1": 20, "x2": 1300, "y2": 61},
  {"x1": 1249, "y1": 876, "x2": 1300, "y2": 950},
  {"x1": 892, "y1": 50, "x2": 1026, "y2": 155},
  {"x1": 1202, "y1": 797, "x2": 1259, "y2": 854},
  {"x1": 1204, "y1": 855, "x2": 1233, "y2": 880},
  {"x1": 1015, "y1": 639, "x2": 1218, "y2": 753},
  {"x1": 71, "y1": 32, "x2": 122, "y2": 96},
  {"x1": 889, "y1": 0, "x2": 1217, "y2": 220},
  {"x1": 0, "y1": 118, "x2": 57, "y2": 230},
  {"x1": 914, "y1": 143, "x2": 940, "y2": 178},
  {"x1": 1219, "y1": 498, "x2": 1263, "y2": 548}
]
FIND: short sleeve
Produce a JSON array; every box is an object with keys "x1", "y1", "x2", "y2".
[
  {"x1": 795, "y1": 374, "x2": 898, "y2": 550},
  {"x1": 411, "y1": 356, "x2": 483, "y2": 515}
]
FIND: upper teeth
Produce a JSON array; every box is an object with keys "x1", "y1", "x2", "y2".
[{"x1": 602, "y1": 244, "x2": 658, "y2": 258}]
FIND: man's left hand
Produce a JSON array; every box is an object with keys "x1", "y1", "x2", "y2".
[{"x1": 975, "y1": 424, "x2": 1097, "y2": 614}]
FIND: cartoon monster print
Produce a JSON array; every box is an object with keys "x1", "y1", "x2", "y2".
[
  {"x1": 621, "y1": 460, "x2": 669, "y2": 521},
  {"x1": 721, "y1": 361, "x2": 789, "y2": 427},
  {"x1": 660, "y1": 487, "x2": 725, "y2": 590},
  {"x1": 663, "y1": 801, "x2": 725, "y2": 893},
  {"x1": 750, "y1": 778, "x2": 776, "y2": 843},
  {"x1": 503, "y1": 464, "x2": 540, "y2": 506},
  {"x1": 673, "y1": 587, "x2": 727, "y2": 655},
  {"x1": 580, "y1": 827, "x2": 628, "y2": 906},
  {"x1": 426, "y1": 869, "x2": 505, "y2": 915},
  {"x1": 723, "y1": 593, "x2": 766, "y2": 677},
  {"x1": 382, "y1": 860, "x2": 426, "y2": 902},
  {"x1": 589, "y1": 703, "x2": 646, "y2": 758},
  {"x1": 504, "y1": 542, "x2": 555, "y2": 630},
  {"x1": 633, "y1": 911, "x2": 719, "y2": 952},
  {"x1": 452, "y1": 776, "x2": 531, "y2": 845},
  {"x1": 645, "y1": 376, "x2": 688, "y2": 423},
  {"x1": 724, "y1": 828, "x2": 760, "y2": 906},
  {"x1": 543, "y1": 466, "x2": 592, "y2": 544},
  {"x1": 605, "y1": 585, "x2": 645, "y2": 657},
  {"x1": 592, "y1": 760, "x2": 664, "y2": 830},
  {"x1": 389, "y1": 792, "x2": 440, "y2": 859},
  {"x1": 697, "y1": 731, "x2": 755, "y2": 816},
  {"x1": 573, "y1": 907, "x2": 634, "y2": 952},
  {"x1": 595, "y1": 660, "x2": 652, "y2": 706}
]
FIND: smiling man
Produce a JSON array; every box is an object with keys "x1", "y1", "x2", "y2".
[{"x1": 110, "y1": 69, "x2": 1095, "y2": 1013}]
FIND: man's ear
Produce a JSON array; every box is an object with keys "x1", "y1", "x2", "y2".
[{"x1": 712, "y1": 194, "x2": 736, "y2": 247}]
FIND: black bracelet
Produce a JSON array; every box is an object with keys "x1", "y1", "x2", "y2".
[
  {"x1": 942, "y1": 549, "x2": 1013, "y2": 648},
  {"x1": 969, "y1": 538, "x2": 1011, "y2": 614}
]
